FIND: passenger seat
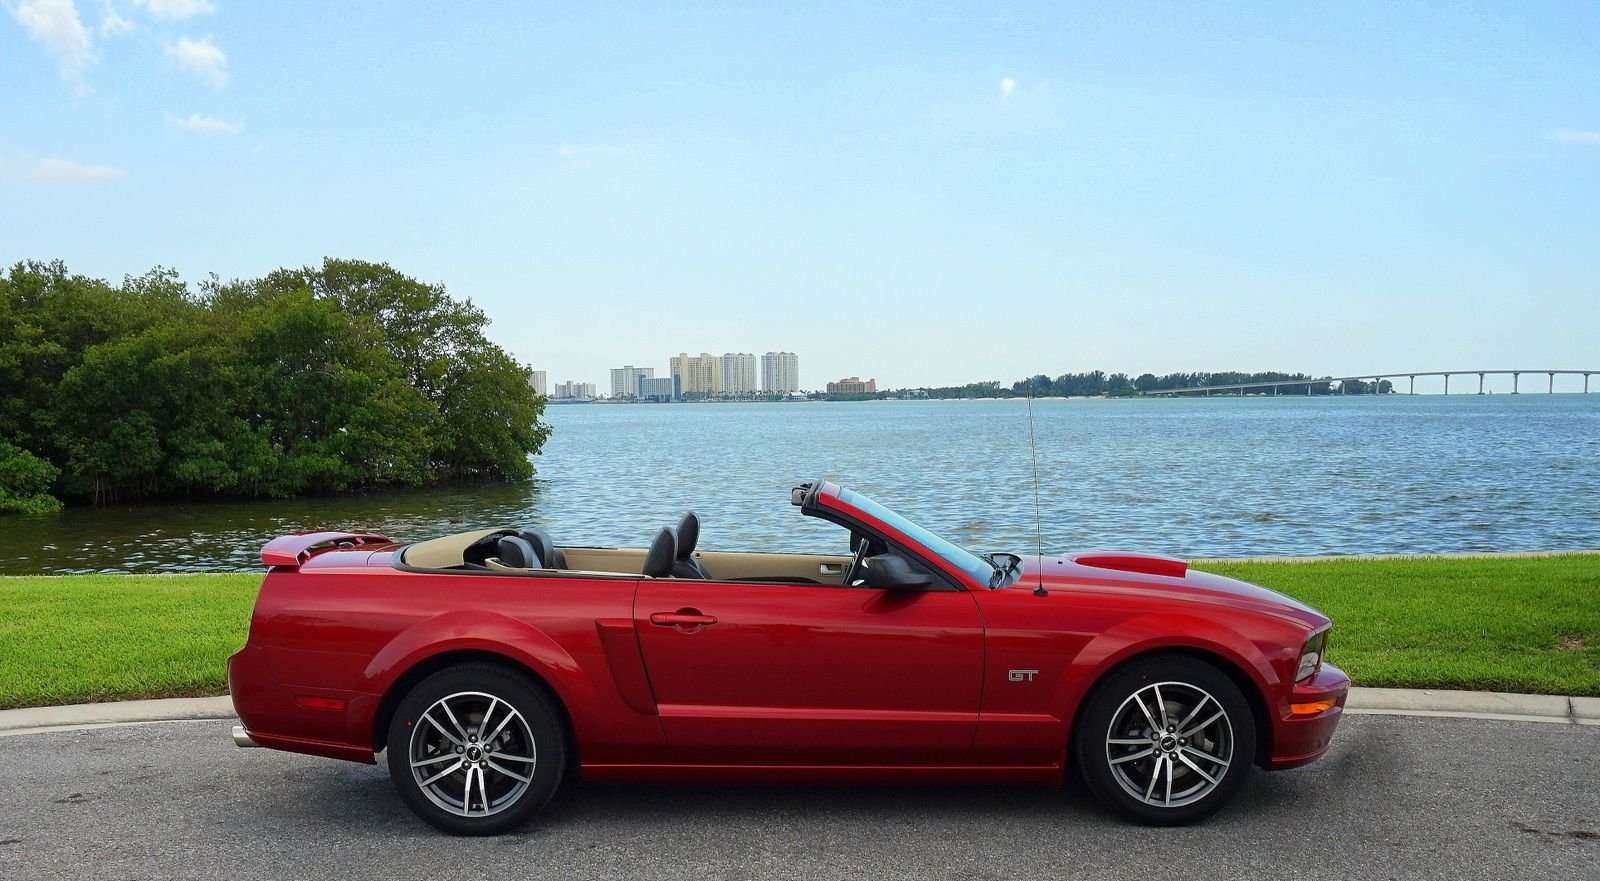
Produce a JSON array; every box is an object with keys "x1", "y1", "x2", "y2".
[
  {"x1": 671, "y1": 511, "x2": 712, "y2": 579},
  {"x1": 643, "y1": 528, "x2": 676, "y2": 578},
  {"x1": 487, "y1": 534, "x2": 543, "y2": 570},
  {"x1": 518, "y1": 528, "x2": 568, "y2": 569}
]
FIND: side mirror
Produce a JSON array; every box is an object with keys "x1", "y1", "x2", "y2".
[{"x1": 862, "y1": 553, "x2": 936, "y2": 590}]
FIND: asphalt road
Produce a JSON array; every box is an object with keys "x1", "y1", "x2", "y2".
[{"x1": 0, "y1": 715, "x2": 1594, "y2": 881}]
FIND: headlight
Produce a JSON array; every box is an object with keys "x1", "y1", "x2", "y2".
[{"x1": 1296, "y1": 630, "x2": 1328, "y2": 682}]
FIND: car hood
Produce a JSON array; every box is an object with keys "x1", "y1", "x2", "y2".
[{"x1": 1017, "y1": 553, "x2": 1328, "y2": 627}]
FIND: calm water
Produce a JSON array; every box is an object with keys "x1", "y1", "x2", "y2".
[{"x1": 2, "y1": 395, "x2": 1597, "y2": 573}]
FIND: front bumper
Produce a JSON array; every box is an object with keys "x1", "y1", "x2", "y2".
[{"x1": 1268, "y1": 662, "x2": 1350, "y2": 770}]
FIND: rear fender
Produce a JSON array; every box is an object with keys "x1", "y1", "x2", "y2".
[{"x1": 361, "y1": 610, "x2": 586, "y2": 724}]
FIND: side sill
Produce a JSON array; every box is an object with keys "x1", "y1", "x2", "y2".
[{"x1": 577, "y1": 762, "x2": 1064, "y2": 786}]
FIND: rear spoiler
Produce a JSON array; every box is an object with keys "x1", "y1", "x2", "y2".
[{"x1": 261, "y1": 531, "x2": 393, "y2": 569}]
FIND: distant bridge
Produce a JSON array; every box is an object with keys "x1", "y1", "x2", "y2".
[{"x1": 1140, "y1": 369, "x2": 1597, "y2": 397}]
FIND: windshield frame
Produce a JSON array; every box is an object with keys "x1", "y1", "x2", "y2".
[{"x1": 815, "y1": 485, "x2": 996, "y2": 588}]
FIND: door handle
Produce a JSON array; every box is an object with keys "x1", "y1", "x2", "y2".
[
  {"x1": 649, "y1": 611, "x2": 718, "y2": 628},
  {"x1": 819, "y1": 563, "x2": 844, "y2": 575}
]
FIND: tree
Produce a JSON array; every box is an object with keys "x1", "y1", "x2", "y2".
[
  {"x1": 0, "y1": 441, "x2": 62, "y2": 514},
  {"x1": 258, "y1": 259, "x2": 549, "y2": 481},
  {"x1": 0, "y1": 259, "x2": 549, "y2": 511},
  {"x1": 0, "y1": 261, "x2": 180, "y2": 459}
]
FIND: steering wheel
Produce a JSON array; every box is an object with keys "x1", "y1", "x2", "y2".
[{"x1": 842, "y1": 536, "x2": 872, "y2": 586}]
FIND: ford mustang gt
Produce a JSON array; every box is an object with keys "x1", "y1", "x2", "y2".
[{"x1": 228, "y1": 480, "x2": 1347, "y2": 835}]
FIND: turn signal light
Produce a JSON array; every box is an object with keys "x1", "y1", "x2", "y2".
[
  {"x1": 295, "y1": 695, "x2": 346, "y2": 710},
  {"x1": 1290, "y1": 699, "x2": 1336, "y2": 716}
]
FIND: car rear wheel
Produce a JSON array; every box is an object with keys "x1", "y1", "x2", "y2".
[
  {"x1": 385, "y1": 664, "x2": 566, "y2": 835},
  {"x1": 1073, "y1": 655, "x2": 1255, "y2": 825}
]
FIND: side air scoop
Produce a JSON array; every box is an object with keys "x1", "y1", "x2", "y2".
[
  {"x1": 1071, "y1": 552, "x2": 1189, "y2": 579},
  {"x1": 260, "y1": 531, "x2": 393, "y2": 568}
]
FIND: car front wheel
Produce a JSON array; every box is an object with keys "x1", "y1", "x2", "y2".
[
  {"x1": 1074, "y1": 655, "x2": 1255, "y2": 825},
  {"x1": 385, "y1": 664, "x2": 567, "y2": 835}
]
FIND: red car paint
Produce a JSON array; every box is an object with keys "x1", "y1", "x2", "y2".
[{"x1": 228, "y1": 481, "x2": 1347, "y2": 783}]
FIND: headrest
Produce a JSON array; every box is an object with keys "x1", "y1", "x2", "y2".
[
  {"x1": 643, "y1": 528, "x2": 676, "y2": 578},
  {"x1": 495, "y1": 535, "x2": 541, "y2": 569},
  {"x1": 676, "y1": 511, "x2": 700, "y2": 558}
]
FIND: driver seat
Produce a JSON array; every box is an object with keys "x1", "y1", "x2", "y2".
[{"x1": 671, "y1": 511, "x2": 712, "y2": 579}]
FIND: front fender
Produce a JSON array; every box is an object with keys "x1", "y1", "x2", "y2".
[{"x1": 1050, "y1": 612, "x2": 1279, "y2": 736}]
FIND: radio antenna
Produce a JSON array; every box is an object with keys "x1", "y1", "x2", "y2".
[{"x1": 1025, "y1": 391, "x2": 1047, "y2": 597}]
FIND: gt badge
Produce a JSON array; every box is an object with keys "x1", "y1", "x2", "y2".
[{"x1": 1007, "y1": 669, "x2": 1039, "y2": 682}]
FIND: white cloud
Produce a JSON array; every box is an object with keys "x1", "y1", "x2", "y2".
[
  {"x1": 9, "y1": 0, "x2": 94, "y2": 80},
  {"x1": 556, "y1": 143, "x2": 627, "y2": 168},
  {"x1": 164, "y1": 111, "x2": 242, "y2": 135},
  {"x1": 1000, "y1": 77, "x2": 1017, "y2": 99},
  {"x1": 1550, "y1": 129, "x2": 1600, "y2": 145},
  {"x1": 2, "y1": 155, "x2": 127, "y2": 183},
  {"x1": 135, "y1": 0, "x2": 212, "y2": 18},
  {"x1": 166, "y1": 35, "x2": 227, "y2": 88},
  {"x1": 99, "y1": 3, "x2": 132, "y2": 34}
]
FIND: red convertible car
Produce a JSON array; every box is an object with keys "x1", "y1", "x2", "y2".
[{"x1": 229, "y1": 480, "x2": 1347, "y2": 834}]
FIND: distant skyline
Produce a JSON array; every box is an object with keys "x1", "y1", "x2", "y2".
[{"x1": 3, "y1": 1, "x2": 1598, "y2": 387}]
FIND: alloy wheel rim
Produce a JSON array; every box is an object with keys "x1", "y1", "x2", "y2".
[
  {"x1": 408, "y1": 690, "x2": 537, "y2": 817},
  {"x1": 1105, "y1": 680, "x2": 1233, "y2": 808}
]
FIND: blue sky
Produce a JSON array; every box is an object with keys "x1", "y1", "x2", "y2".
[{"x1": 3, "y1": 1, "x2": 1598, "y2": 390}]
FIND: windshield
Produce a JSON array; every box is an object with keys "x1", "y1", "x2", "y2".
[{"x1": 835, "y1": 488, "x2": 995, "y2": 586}]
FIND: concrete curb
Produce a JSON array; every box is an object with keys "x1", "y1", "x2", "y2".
[
  {"x1": 1349, "y1": 688, "x2": 1600, "y2": 726},
  {"x1": 0, "y1": 696, "x2": 235, "y2": 737},
  {"x1": 2, "y1": 688, "x2": 1596, "y2": 737}
]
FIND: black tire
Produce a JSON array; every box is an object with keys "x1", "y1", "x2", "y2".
[
  {"x1": 385, "y1": 664, "x2": 567, "y2": 835},
  {"x1": 1072, "y1": 655, "x2": 1255, "y2": 826}
]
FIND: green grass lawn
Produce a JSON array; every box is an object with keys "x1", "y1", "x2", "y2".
[
  {"x1": 0, "y1": 573, "x2": 259, "y2": 710},
  {"x1": 0, "y1": 555, "x2": 1596, "y2": 710},
  {"x1": 1197, "y1": 555, "x2": 1599, "y2": 696}
]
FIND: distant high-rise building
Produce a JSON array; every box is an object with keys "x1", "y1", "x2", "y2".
[
  {"x1": 719, "y1": 353, "x2": 758, "y2": 395},
  {"x1": 670, "y1": 352, "x2": 722, "y2": 396},
  {"x1": 761, "y1": 351, "x2": 800, "y2": 393},
  {"x1": 609, "y1": 365, "x2": 655, "y2": 399},
  {"x1": 552, "y1": 381, "x2": 596, "y2": 400},
  {"x1": 638, "y1": 376, "x2": 676, "y2": 402},
  {"x1": 826, "y1": 376, "x2": 877, "y2": 394},
  {"x1": 530, "y1": 370, "x2": 548, "y2": 397}
]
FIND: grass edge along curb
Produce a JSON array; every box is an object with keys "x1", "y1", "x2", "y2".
[{"x1": 1, "y1": 553, "x2": 1596, "y2": 709}]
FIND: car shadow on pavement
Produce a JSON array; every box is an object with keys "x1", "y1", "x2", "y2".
[{"x1": 288, "y1": 758, "x2": 1332, "y2": 838}]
